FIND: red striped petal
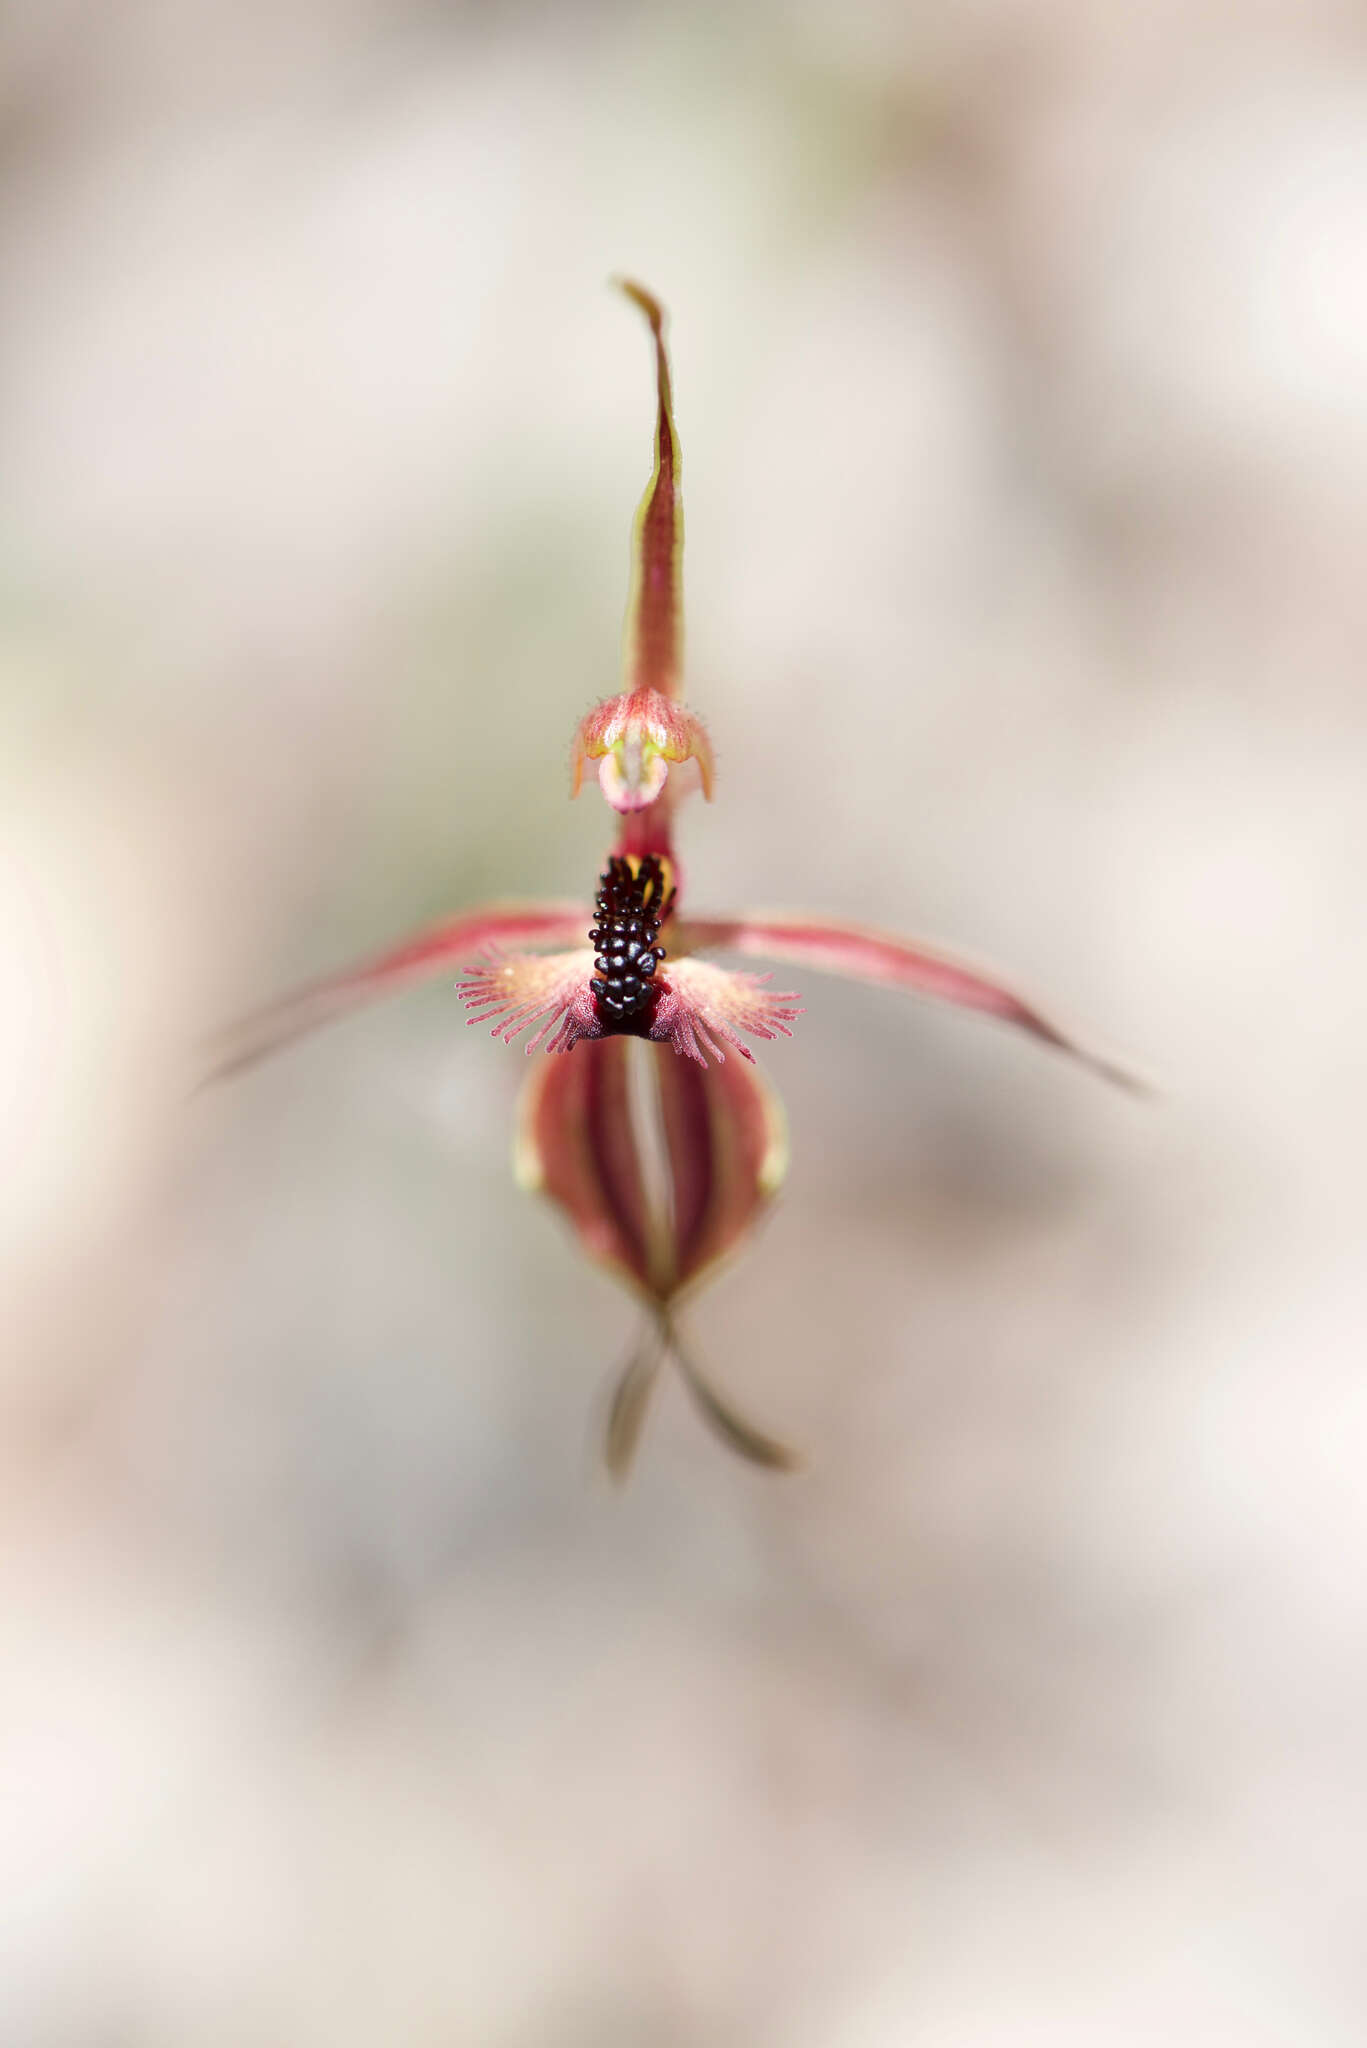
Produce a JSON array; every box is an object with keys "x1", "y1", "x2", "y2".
[
  {"x1": 515, "y1": 1036, "x2": 788, "y2": 1304},
  {"x1": 655, "y1": 1044, "x2": 789, "y2": 1297},
  {"x1": 514, "y1": 1037, "x2": 660, "y2": 1298}
]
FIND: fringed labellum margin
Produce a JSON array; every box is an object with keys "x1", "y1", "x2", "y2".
[{"x1": 211, "y1": 279, "x2": 1138, "y2": 1480}]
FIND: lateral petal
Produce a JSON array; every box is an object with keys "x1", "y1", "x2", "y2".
[
  {"x1": 207, "y1": 901, "x2": 588, "y2": 1080},
  {"x1": 676, "y1": 912, "x2": 1142, "y2": 1090}
]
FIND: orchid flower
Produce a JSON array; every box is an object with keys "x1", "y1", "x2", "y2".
[{"x1": 213, "y1": 281, "x2": 1135, "y2": 1477}]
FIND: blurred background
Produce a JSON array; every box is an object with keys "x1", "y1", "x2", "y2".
[{"x1": 2, "y1": 1, "x2": 1365, "y2": 2041}]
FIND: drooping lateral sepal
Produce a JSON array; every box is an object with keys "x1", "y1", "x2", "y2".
[
  {"x1": 602, "y1": 1320, "x2": 668, "y2": 1482},
  {"x1": 667, "y1": 1323, "x2": 802, "y2": 1471},
  {"x1": 602, "y1": 1311, "x2": 801, "y2": 1480}
]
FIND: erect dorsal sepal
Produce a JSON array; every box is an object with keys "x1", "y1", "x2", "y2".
[{"x1": 570, "y1": 284, "x2": 716, "y2": 820}]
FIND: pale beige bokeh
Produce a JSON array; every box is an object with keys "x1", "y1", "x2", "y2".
[{"x1": 2, "y1": 2, "x2": 1365, "y2": 2042}]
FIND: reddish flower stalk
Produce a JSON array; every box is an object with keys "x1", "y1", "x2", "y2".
[{"x1": 212, "y1": 282, "x2": 1137, "y2": 1477}]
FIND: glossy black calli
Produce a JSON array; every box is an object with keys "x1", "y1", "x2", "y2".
[{"x1": 588, "y1": 855, "x2": 675, "y2": 1031}]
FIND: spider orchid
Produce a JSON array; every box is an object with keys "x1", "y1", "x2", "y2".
[{"x1": 213, "y1": 281, "x2": 1135, "y2": 1476}]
